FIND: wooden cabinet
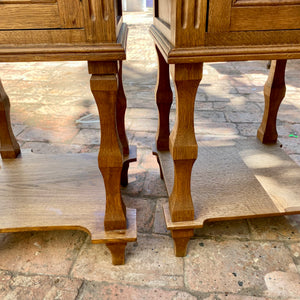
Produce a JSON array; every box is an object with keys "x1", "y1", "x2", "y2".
[
  {"x1": 0, "y1": 0, "x2": 137, "y2": 265},
  {"x1": 150, "y1": 0, "x2": 300, "y2": 257},
  {"x1": 151, "y1": 0, "x2": 300, "y2": 58},
  {"x1": 0, "y1": 0, "x2": 126, "y2": 59}
]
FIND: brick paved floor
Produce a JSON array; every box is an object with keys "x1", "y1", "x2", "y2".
[{"x1": 0, "y1": 11, "x2": 300, "y2": 299}]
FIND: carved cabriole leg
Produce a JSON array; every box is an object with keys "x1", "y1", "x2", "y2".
[
  {"x1": 106, "y1": 243, "x2": 127, "y2": 265},
  {"x1": 257, "y1": 60, "x2": 287, "y2": 144},
  {"x1": 88, "y1": 61, "x2": 126, "y2": 231},
  {"x1": 171, "y1": 229, "x2": 194, "y2": 257},
  {"x1": 169, "y1": 63, "x2": 203, "y2": 222},
  {"x1": 0, "y1": 79, "x2": 20, "y2": 159},
  {"x1": 155, "y1": 45, "x2": 173, "y2": 151},
  {"x1": 117, "y1": 61, "x2": 130, "y2": 187}
]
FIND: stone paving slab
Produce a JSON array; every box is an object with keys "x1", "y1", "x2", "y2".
[{"x1": 0, "y1": 10, "x2": 300, "y2": 300}]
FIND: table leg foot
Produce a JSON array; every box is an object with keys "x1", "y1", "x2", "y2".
[
  {"x1": 171, "y1": 229, "x2": 194, "y2": 257},
  {"x1": 106, "y1": 243, "x2": 127, "y2": 265}
]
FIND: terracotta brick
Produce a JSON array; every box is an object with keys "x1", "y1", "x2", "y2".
[
  {"x1": 0, "y1": 230, "x2": 87, "y2": 275},
  {"x1": 79, "y1": 282, "x2": 197, "y2": 300},
  {"x1": 72, "y1": 235, "x2": 184, "y2": 288},
  {"x1": 123, "y1": 195, "x2": 156, "y2": 233},
  {"x1": 248, "y1": 216, "x2": 300, "y2": 241},
  {"x1": 264, "y1": 271, "x2": 300, "y2": 299},
  {"x1": 184, "y1": 239, "x2": 297, "y2": 294},
  {"x1": 0, "y1": 271, "x2": 82, "y2": 300}
]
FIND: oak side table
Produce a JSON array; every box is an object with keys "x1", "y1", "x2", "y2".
[
  {"x1": 150, "y1": 0, "x2": 300, "y2": 256},
  {"x1": 0, "y1": 0, "x2": 136, "y2": 265}
]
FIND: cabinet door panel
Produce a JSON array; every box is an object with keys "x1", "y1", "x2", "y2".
[
  {"x1": 0, "y1": 3, "x2": 61, "y2": 29},
  {"x1": 0, "y1": 0, "x2": 84, "y2": 30},
  {"x1": 230, "y1": 5, "x2": 300, "y2": 31},
  {"x1": 208, "y1": 0, "x2": 300, "y2": 32}
]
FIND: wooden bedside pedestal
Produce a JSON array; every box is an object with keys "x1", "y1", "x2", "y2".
[
  {"x1": 0, "y1": 0, "x2": 137, "y2": 265},
  {"x1": 150, "y1": 0, "x2": 300, "y2": 256}
]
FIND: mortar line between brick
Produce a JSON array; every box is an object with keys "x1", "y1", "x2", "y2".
[{"x1": 68, "y1": 234, "x2": 90, "y2": 277}]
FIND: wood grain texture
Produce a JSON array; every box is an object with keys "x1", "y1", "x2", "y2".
[
  {"x1": 57, "y1": 0, "x2": 84, "y2": 28},
  {"x1": 171, "y1": 0, "x2": 207, "y2": 47},
  {"x1": 0, "y1": 80, "x2": 21, "y2": 159},
  {"x1": 149, "y1": 24, "x2": 300, "y2": 64},
  {"x1": 167, "y1": 63, "x2": 203, "y2": 222},
  {"x1": 0, "y1": 3, "x2": 61, "y2": 29},
  {"x1": 89, "y1": 61, "x2": 126, "y2": 231},
  {"x1": 257, "y1": 60, "x2": 287, "y2": 144},
  {"x1": 116, "y1": 60, "x2": 129, "y2": 156},
  {"x1": 84, "y1": 0, "x2": 117, "y2": 43},
  {"x1": 158, "y1": 0, "x2": 171, "y2": 26},
  {"x1": 171, "y1": 229, "x2": 194, "y2": 257},
  {"x1": 106, "y1": 243, "x2": 127, "y2": 265},
  {"x1": 0, "y1": 152, "x2": 137, "y2": 243},
  {"x1": 233, "y1": 0, "x2": 300, "y2": 6},
  {"x1": 0, "y1": 0, "x2": 124, "y2": 46},
  {"x1": 0, "y1": 0, "x2": 57, "y2": 3},
  {"x1": 151, "y1": 0, "x2": 300, "y2": 60},
  {"x1": 230, "y1": 5, "x2": 300, "y2": 31},
  {"x1": 156, "y1": 139, "x2": 300, "y2": 231},
  {"x1": 155, "y1": 45, "x2": 173, "y2": 151},
  {"x1": 207, "y1": 0, "x2": 232, "y2": 32}
]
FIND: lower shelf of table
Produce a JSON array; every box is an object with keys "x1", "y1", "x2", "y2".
[
  {"x1": 154, "y1": 138, "x2": 300, "y2": 231},
  {"x1": 0, "y1": 151, "x2": 137, "y2": 243}
]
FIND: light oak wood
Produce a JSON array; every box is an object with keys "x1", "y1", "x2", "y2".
[
  {"x1": 171, "y1": 229, "x2": 194, "y2": 257},
  {"x1": 116, "y1": 61, "x2": 129, "y2": 156},
  {"x1": 0, "y1": 0, "x2": 57, "y2": 3},
  {"x1": 89, "y1": 61, "x2": 126, "y2": 231},
  {"x1": 168, "y1": 63, "x2": 203, "y2": 222},
  {"x1": 155, "y1": 138, "x2": 300, "y2": 227},
  {"x1": 151, "y1": 0, "x2": 300, "y2": 256},
  {"x1": 233, "y1": 0, "x2": 300, "y2": 6},
  {"x1": 257, "y1": 60, "x2": 287, "y2": 144},
  {"x1": 0, "y1": 0, "x2": 124, "y2": 47},
  {"x1": 57, "y1": 0, "x2": 84, "y2": 28},
  {"x1": 230, "y1": 5, "x2": 300, "y2": 31},
  {"x1": 208, "y1": 0, "x2": 231, "y2": 33},
  {"x1": 157, "y1": 0, "x2": 171, "y2": 26},
  {"x1": 155, "y1": 45, "x2": 173, "y2": 151},
  {"x1": 106, "y1": 243, "x2": 127, "y2": 265},
  {"x1": 0, "y1": 0, "x2": 136, "y2": 264},
  {"x1": 0, "y1": 3, "x2": 61, "y2": 29},
  {"x1": 0, "y1": 152, "x2": 137, "y2": 264},
  {"x1": 150, "y1": 0, "x2": 300, "y2": 62},
  {"x1": 0, "y1": 80, "x2": 21, "y2": 159}
]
